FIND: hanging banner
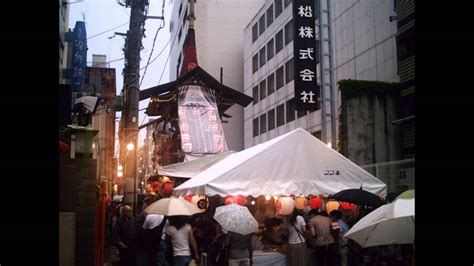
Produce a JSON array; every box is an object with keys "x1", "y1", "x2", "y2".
[
  {"x1": 177, "y1": 85, "x2": 228, "y2": 156},
  {"x1": 293, "y1": 0, "x2": 319, "y2": 111},
  {"x1": 71, "y1": 21, "x2": 87, "y2": 92}
]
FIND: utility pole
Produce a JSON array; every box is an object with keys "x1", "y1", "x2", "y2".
[{"x1": 120, "y1": 0, "x2": 148, "y2": 212}]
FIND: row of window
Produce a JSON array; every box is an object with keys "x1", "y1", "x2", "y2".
[
  {"x1": 253, "y1": 58, "x2": 294, "y2": 103},
  {"x1": 252, "y1": 97, "x2": 315, "y2": 137},
  {"x1": 252, "y1": 20, "x2": 294, "y2": 73},
  {"x1": 252, "y1": 0, "x2": 292, "y2": 43}
]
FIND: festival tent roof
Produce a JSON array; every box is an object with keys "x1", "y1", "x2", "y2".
[
  {"x1": 158, "y1": 151, "x2": 235, "y2": 178},
  {"x1": 174, "y1": 128, "x2": 387, "y2": 197}
]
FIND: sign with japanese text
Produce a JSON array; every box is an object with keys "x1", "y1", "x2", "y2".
[
  {"x1": 71, "y1": 21, "x2": 87, "y2": 92},
  {"x1": 293, "y1": 0, "x2": 319, "y2": 111}
]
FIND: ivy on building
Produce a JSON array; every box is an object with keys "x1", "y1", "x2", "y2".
[{"x1": 336, "y1": 79, "x2": 399, "y2": 155}]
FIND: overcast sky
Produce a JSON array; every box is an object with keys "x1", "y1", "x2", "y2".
[{"x1": 68, "y1": 0, "x2": 173, "y2": 150}]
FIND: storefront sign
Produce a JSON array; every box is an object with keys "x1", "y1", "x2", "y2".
[
  {"x1": 71, "y1": 21, "x2": 87, "y2": 92},
  {"x1": 293, "y1": 0, "x2": 319, "y2": 111}
]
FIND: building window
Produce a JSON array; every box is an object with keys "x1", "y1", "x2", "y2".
[
  {"x1": 252, "y1": 23, "x2": 258, "y2": 43},
  {"x1": 252, "y1": 54, "x2": 259, "y2": 73},
  {"x1": 276, "y1": 66, "x2": 284, "y2": 90},
  {"x1": 267, "y1": 39, "x2": 274, "y2": 61},
  {"x1": 183, "y1": 7, "x2": 188, "y2": 26},
  {"x1": 253, "y1": 118, "x2": 259, "y2": 137},
  {"x1": 259, "y1": 47, "x2": 266, "y2": 67},
  {"x1": 267, "y1": 5, "x2": 274, "y2": 27},
  {"x1": 397, "y1": 28, "x2": 415, "y2": 61},
  {"x1": 267, "y1": 73, "x2": 275, "y2": 95},
  {"x1": 260, "y1": 113, "x2": 267, "y2": 134},
  {"x1": 277, "y1": 103, "x2": 285, "y2": 127},
  {"x1": 259, "y1": 14, "x2": 266, "y2": 36},
  {"x1": 284, "y1": 19, "x2": 294, "y2": 45},
  {"x1": 275, "y1": 0, "x2": 283, "y2": 18},
  {"x1": 259, "y1": 80, "x2": 267, "y2": 101},
  {"x1": 268, "y1": 109, "x2": 276, "y2": 130},
  {"x1": 276, "y1": 29, "x2": 284, "y2": 53},
  {"x1": 285, "y1": 58, "x2": 294, "y2": 83},
  {"x1": 252, "y1": 85, "x2": 259, "y2": 104},
  {"x1": 284, "y1": 0, "x2": 292, "y2": 8},
  {"x1": 286, "y1": 98, "x2": 295, "y2": 122}
]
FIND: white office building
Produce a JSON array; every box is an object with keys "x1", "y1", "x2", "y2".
[
  {"x1": 243, "y1": 0, "x2": 399, "y2": 148},
  {"x1": 168, "y1": 0, "x2": 265, "y2": 151}
]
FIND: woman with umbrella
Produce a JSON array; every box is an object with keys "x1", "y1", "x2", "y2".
[
  {"x1": 144, "y1": 197, "x2": 203, "y2": 266},
  {"x1": 213, "y1": 204, "x2": 259, "y2": 266}
]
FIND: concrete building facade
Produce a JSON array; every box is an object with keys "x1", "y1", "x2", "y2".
[
  {"x1": 168, "y1": 0, "x2": 265, "y2": 151},
  {"x1": 243, "y1": 0, "x2": 399, "y2": 149}
]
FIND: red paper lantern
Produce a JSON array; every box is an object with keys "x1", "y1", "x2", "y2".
[
  {"x1": 162, "y1": 183, "x2": 174, "y2": 197},
  {"x1": 104, "y1": 194, "x2": 111, "y2": 205},
  {"x1": 224, "y1": 195, "x2": 247, "y2": 206},
  {"x1": 309, "y1": 196, "x2": 322, "y2": 209},
  {"x1": 185, "y1": 195, "x2": 193, "y2": 202},
  {"x1": 340, "y1": 201, "x2": 354, "y2": 210}
]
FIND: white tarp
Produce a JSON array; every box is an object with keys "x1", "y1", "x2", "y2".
[
  {"x1": 159, "y1": 151, "x2": 235, "y2": 178},
  {"x1": 174, "y1": 127, "x2": 387, "y2": 197}
]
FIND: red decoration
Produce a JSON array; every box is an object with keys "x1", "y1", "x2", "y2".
[
  {"x1": 162, "y1": 183, "x2": 174, "y2": 197},
  {"x1": 340, "y1": 202, "x2": 354, "y2": 210},
  {"x1": 309, "y1": 196, "x2": 322, "y2": 209},
  {"x1": 104, "y1": 194, "x2": 111, "y2": 205},
  {"x1": 224, "y1": 195, "x2": 247, "y2": 206},
  {"x1": 185, "y1": 195, "x2": 193, "y2": 202},
  {"x1": 151, "y1": 181, "x2": 161, "y2": 192}
]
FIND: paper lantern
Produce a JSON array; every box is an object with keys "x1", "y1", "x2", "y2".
[
  {"x1": 326, "y1": 200, "x2": 340, "y2": 214},
  {"x1": 309, "y1": 196, "x2": 322, "y2": 209},
  {"x1": 184, "y1": 195, "x2": 193, "y2": 202},
  {"x1": 276, "y1": 197, "x2": 294, "y2": 215},
  {"x1": 192, "y1": 195, "x2": 208, "y2": 212},
  {"x1": 295, "y1": 196, "x2": 307, "y2": 210},
  {"x1": 224, "y1": 195, "x2": 247, "y2": 206},
  {"x1": 161, "y1": 183, "x2": 174, "y2": 197},
  {"x1": 340, "y1": 201, "x2": 354, "y2": 210},
  {"x1": 146, "y1": 184, "x2": 152, "y2": 192}
]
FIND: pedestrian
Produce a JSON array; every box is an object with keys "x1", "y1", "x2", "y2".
[
  {"x1": 165, "y1": 216, "x2": 200, "y2": 266},
  {"x1": 224, "y1": 231, "x2": 253, "y2": 266},
  {"x1": 308, "y1": 209, "x2": 337, "y2": 266},
  {"x1": 287, "y1": 209, "x2": 309, "y2": 266},
  {"x1": 330, "y1": 210, "x2": 349, "y2": 266},
  {"x1": 143, "y1": 213, "x2": 169, "y2": 266},
  {"x1": 112, "y1": 205, "x2": 138, "y2": 266}
]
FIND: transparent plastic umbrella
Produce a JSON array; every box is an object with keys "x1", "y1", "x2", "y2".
[{"x1": 213, "y1": 204, "x2": 258, "y2": 235}]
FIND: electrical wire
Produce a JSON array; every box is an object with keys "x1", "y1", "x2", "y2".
[
  {"x1": 140, "y1": 0, "x2": 166, "y2": 87},
  {"x1": 87, "y1": 22, "x2": 129, "y2": 40}
]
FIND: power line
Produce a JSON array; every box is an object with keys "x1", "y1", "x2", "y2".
[
  {"x1": 87, "y1": 22, "x2": 129, "y2": 40},
  {"x1": 140, "y1": 0, "x2": 166, "y2": 87}
]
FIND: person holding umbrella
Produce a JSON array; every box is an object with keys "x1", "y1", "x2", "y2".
[
  {"x1": 144, "y1": 197, "x2": 203, "y2": 266},
  {"x1": 213, "y1": 204, "x2": 259, "y2": 266}
]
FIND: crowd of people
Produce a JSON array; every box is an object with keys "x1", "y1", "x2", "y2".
[{"x1": 104, "y1": 195, "x2": 413, "y2": 266}]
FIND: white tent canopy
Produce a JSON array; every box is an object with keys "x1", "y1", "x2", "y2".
[
  {"x1": 174, "y1": 128, "x2": 387, "y2": 197},
  {"x1": 159, "y1": 151, "x2": 235, "y2": 178}
]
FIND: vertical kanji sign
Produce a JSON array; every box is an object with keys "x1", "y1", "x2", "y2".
[{"x1": 293, "y1": 0, "x2": 319, "y2": 111}]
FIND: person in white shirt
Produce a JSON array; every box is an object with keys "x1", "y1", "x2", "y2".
[
  {"x1": 287, "y1": 209, "x2": 309, "y2": 266},
  {"x1": 165, "y1": 216, "x2": 200, "y2": 266}
]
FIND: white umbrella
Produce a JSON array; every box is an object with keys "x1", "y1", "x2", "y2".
[
  {"x1": 213, "y1": 204, "x2": 258, "y2": 235},
  {"x1": 144, "y1": 197, "x2": 201, "y2": 216},
  {"x1": 344, "y1": 198, "x2": 414, "y2": 248}
]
